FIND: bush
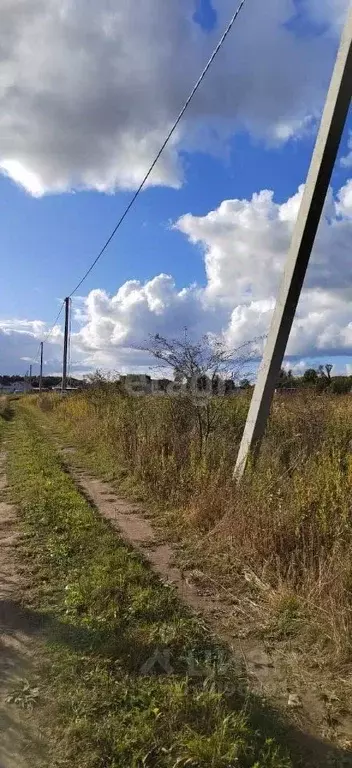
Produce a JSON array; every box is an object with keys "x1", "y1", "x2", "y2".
[{"x1": 330, "y1": 376, "x2": 351, "y2": 395}]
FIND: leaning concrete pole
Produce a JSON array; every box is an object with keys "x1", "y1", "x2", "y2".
[{"x1": 235, "y1": 7, "x2": 352, "y2": 478}]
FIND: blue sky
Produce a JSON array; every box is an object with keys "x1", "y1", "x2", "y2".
[
  {"x1": 1, "y1": 129, "x2": 322, "y2": 319},
  {"x1": 1, "y1": 0, "x2": 352, "y2": 376}
]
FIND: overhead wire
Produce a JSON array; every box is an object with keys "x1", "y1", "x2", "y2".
[
  {"x1": 34, "y1": 0, "x2": 249, "y2": 369},
  {"x1": 33, "y1": 300, "x2": 65, "y2": 364},
  {"x1": 42, "y1": 300, "x2": 65, "y2": 345},
  {"x1": 68, "y1": 0, "x2": 248, "y2": 297}
]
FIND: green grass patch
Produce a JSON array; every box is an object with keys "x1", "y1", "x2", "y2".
[{"x1": 6, "y1": 406, "x2": 291, "y2": 768}]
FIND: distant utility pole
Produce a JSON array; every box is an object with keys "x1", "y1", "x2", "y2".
[
  {"x1": 62, "y1": 297, "x2": 70, "y2": 393},
  {"x1": 29, "y1": 364, "x2": 32, "y2": 391},
  {"x1": 235, "y1": 6, "x2": 352, "y2": 478},
  {"x1": 39, "y1": 342, "x2": 44, "y2": 393}
]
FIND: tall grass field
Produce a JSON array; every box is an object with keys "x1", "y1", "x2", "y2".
[{"x1": 36, "y1": 386, "x2": 352, "y2": 669}]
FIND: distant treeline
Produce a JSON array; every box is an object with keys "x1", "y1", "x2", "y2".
[
  {"x1": 1, "y1": 365, "x2": 351, "y2": 395},
  {"x1": 275, "y1": 365, "x2": 352, "y2": 394}
]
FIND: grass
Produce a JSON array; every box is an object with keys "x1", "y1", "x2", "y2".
[
  {"x1": 32, "y1": 388, "x2": 352, "y2": 669},
  {"x1": 5, "y1": 405, "x2": 293, "y2": 768},
  {"x1": 0, "y1": 394, "x2": 13, "y2": 422}
]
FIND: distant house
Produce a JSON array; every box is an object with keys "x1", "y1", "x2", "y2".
[
  {"x1": 120, "y1": 374, "x2": 152, "y2": 395},
  {"x1": 11, "y1": 381, "x2": 31, "y2": 394},
  {"x1": 151, "y1": 378, "x2": 172, "y2": 394}
]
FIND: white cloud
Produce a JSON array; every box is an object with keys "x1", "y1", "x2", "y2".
[
  {"x1": 176, "y1": 188, "x2": 303, "y2": 305},
  {"x1": 0, "y1": 322, "x2": 60, "y2": 375},
  {"x1": 341, "y1": 133, "x2": 352, "y2": 168},
  {"x1": 175, "y1": 178, "x2": 352, "y2": 358},
  {"x1": 306, "y1": 0, "x2": 349, "y2": 30},
  {"x1": 337, "y1": 179, "x2": 352, "y2": 214},
  {"x1": 0, "y1": 0, "x2": 348, "y2": 195},
  {"x1": 74, "y1": 275, "x2": 219, "y2": 353},
  {"x1": 0, "y1": 318, "x2": 45, "y2": 335},
  {"x1": 68, "y1": 178, "x2": 352, "y2": 370},
  {"x1": 4, "y1": 178, "x2": 352, "y2": 375},
  {"x1": 0, "y1": 317, "x2": 64, "y2": 376}
]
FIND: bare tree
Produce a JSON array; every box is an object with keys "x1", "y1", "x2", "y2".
[
  {"x1": 142, "y1": 332, "x2": 260, "y2": 455},
  {"x1": 145, "y1": 332, "x2": 258, "y2": 388},
  {"x1": 318, "y1": 363, "x2": 333, "y2": 381}
]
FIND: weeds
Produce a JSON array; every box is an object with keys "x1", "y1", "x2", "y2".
[
  {"x1": 7, "y1": 407, "x2": 291, "y2": 768},
  {"x1": 31, "y1": 389, "x2": 352, "y2": 664},
  {"x1": 6, "y1": 679, "x2": 40, "y2": 710}
]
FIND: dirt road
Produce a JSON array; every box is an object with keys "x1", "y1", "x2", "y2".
[
  {"x1": 0, "y1": 451, "x2": 43, "y2": 768},
  {"x1": 60, "y1": 448, "x2": 352, "y2": 764}
]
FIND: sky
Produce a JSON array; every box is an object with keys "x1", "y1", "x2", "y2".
[{"x1": 1, "y1": 0, "x2": 352, "y2": 379}]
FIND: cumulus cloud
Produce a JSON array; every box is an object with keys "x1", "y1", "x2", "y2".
[
  {"x1": 175, "y1": 178, "x2": 352, "y2": 359},
  {"x1": 0, "y1": 0, "x2": 349, "y2": 195},
  {"x1": 4, "y1": 178, "x2": 352, "y2": 374},
  {"x1": 66, "y1": 178, "x2": 352, "y2": 371},
  {"x1": 71, "y1": 274, "x2": 224, "y2": 373},
  {"x1": 341, "y1": 132, "x2": 352, "y2": 168},
  {"x1": 176, "y1": 187, "x2": 303, "y2": 305},
  {"x1": 0, "y1": 319, "x2": 62, "y2": 375}
]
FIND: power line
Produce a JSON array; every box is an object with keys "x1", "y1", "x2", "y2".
[
  {"x1": 68, "y1": 0, "x2": 248, "y2": 297},
  {"x1": 42, "y1": 301, "x2": 65, "y2": 345},
  {"x1": 33, "y1": 300, "x2": 65, "y2": 364},
  {"x1": 34, "y1": 0, "x2": 248, "y2": 362}
]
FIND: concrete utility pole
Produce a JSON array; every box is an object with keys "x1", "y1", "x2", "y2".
[
  {"x1": 39, "y1": 342, "x2": 44, "y2": 393},
  {"x1": 62, "y1": 297, "x2": 70, "y2": 393},
  {"x1": 235, "y1": 7, "x2": 352, "y2": 478},
  {"x1": 29, "y1": 364, "x2": 32, "y2": 391}
]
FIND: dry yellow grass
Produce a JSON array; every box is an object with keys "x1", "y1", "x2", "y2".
[{"x1": 34, "y1": 388, "x2": 352, "y2": 664}]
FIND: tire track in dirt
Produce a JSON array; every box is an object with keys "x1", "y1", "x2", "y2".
[
  {"x1": 59, "y1": 446, "x2": 352, "y2": 766},
  {"x1": 0, "y1": 451, "x2": 44, "y2": 768}
]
